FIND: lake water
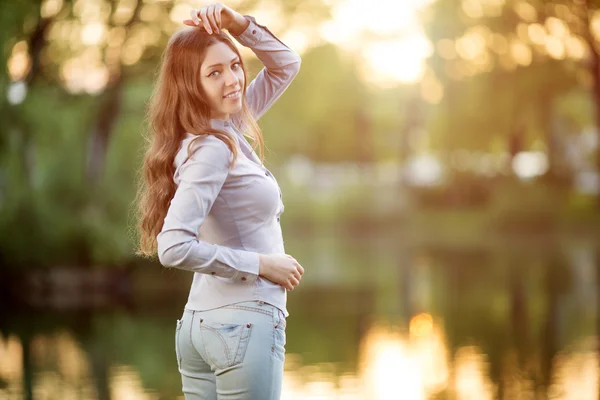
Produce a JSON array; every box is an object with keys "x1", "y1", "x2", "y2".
[{"x1": 1, "y1": 231, "x2": 599, "y2": 399}]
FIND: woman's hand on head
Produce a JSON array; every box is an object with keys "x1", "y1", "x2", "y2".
[
  {"x1": 259, "y1": 254, "x2": 305, "y2": 291},
  {"x1": 183, "y1": 3, "x2": 247, "y2": 35}
]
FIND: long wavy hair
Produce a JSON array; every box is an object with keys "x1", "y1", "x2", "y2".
[{"x1": 135, "y1": 27, "x2": 264, "y2": 258}]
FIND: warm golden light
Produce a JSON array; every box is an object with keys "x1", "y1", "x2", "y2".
[
  {"x1": 111, "y1": 0, "x2": 137, "y2": 25},
  {"x1": 510, "y1": 39, "x2": 532, "y2": 66},
  {"x1": 489, "y1": 33, "x2": 508, "y2": 54},
  {"x1": 455, "y1": 31, "x2": 487, "y2": 61},
  {"x1": 499, "y1": 52, "x2": 517, "y2": 71},
  {"x1": 61, "y1": 56, "x2": 109, "y2": 94},
  {"x1": 107, "y1": 26, "x2": 127, "y2": 47},
  {"x1": 437, "y1": 39, "x2": 457, "y2": 60},
  {"x1": 40, "y1": 0, "x2": 64, "y2": 18},
  {"x1": 513, "y1": 1, "x2": 537, "y2": 22},
  {"x1": 362, "y1": 327, "x2": 426, "y2": 400},
  {"x1": 359, "y1": 319, "x2": 449, "y2": 399},
  {"x1": 550, "y1": 341, "x2": 599, "y2": 399},
  {"x1": 140, "y1": 4, "x2": 161, "y2": 22},
  {"x1": 169, "y1": 3, "x2": 193, "y2": 25},
  {"x1": 7, "y1": 41, "x2": 32, "y2": 81},
  {"x1": 591, "y1": 11, "x2": 600, "y2": 41},
  {"x1": 528, "y1": 23, "x2": 547, "y2": 45},
  {"x1": 74, "y1": 0, "x2": 110, "y2": 24},
  {"x1": 0, "y1": 333, "x2": 22, "y2": 381},
  {"x1": 121, "y1": 40, "x2": 144, "y2": 66},
  {"x1": 462, "y1": 0, "x2": 484, "y2": 19},
  {"x1": 545, "y1": 17, "x2": 569, "y2": 39},
  {"x1": 81, "y1": 22, "x2": 106, "y2": 45},
  {"x1": 453, "y1": 346, "x2": 496, "y2": 399},
  {"x1": 565, "y1": 35, "x2": 587, "y2": 60},
  {"x1": 462, "y1": 0, "x2": 505, "y2": 19},
  {"x1": 320, "y1": 0, "x2": 435, "y2": 85},
  {"x1": 362, "y1": 38, "x2": 431, "y2": 86},
  {"x1": 110, "y1": 365, "x2": 155, "y2": 400},
  {"x1": 410, "y1": 313, "x2": 434, "y2": 337},
  {"x1": 545, "y1": 36, "x2": 566, "y2": 59},
  {"x1": 420, "y1": 75, "x2": 444, "y2": 104}
]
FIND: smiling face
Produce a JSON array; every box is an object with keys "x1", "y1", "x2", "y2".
[{"x1": 200, "y1": 42, "x2": 245, "y2": 120}]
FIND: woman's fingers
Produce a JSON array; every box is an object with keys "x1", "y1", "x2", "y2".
[
  {"x1": 189, "y1": 9, "x2": 200, "y2": 26},
  {"x1": 214, "y1": 4, "x2": 223, "y2": 31},
  {"x1": 292, "y1": 260, "x2": 304, "y2": 276},
  {"x1": 293, "y1": 268, "x2": 302, "y2": 281},
  {"x1": 281, "y1": 275, "x2": 300, "y2": 291},
  {"x1": 286, "y1": 254, "x2": 304, "y2": 276},
  {"x1": 198, "y1": 8, "x2": 213, "y2": 34},
  {"x1": 186, "y1": 9, "x2": 210, "y2": 33},
  {"x1": 285, "y1": 277, "x2": 299, "y2": 291},
  {"x1": 206, "y1": 4, "x2": 219, "y2": 33}
]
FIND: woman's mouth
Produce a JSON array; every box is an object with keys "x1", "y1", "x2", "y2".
[{"x1": 223, "y1": 90, "x2": 240, "y2": 100}]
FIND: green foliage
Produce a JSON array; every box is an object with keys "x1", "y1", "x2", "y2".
[{"x1": 1, "y1": 0, "x2": 599, "y2": 270}]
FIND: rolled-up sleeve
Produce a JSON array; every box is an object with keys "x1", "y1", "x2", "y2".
[
  {"x1": 157, "y1": 137, "x2": 260, "y2": 283},
  {"x1": 232, "y1": 15, "x2": 302, "y2": 120}
]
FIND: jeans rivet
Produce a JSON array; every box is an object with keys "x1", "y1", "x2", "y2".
[
  {"x1": 247, "y1": 323, "x2": 252, "y2": 328},
  {"x1": 200, "y1": 319, "x2": 203, "y2": 323},
  {"x1": 271, "y1": 347, "x2": 274, "y2": 352},
  {"x1": 274, "y1": 324, "x2": 278, "y2": 328}
]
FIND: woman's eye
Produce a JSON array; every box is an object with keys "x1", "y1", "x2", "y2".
[
  {"x1": 209, "y1": 71, "x2": 219, "y2": 77},
  {"x1": 232, "y1": 62, "x2": 240, "y2": 69}
]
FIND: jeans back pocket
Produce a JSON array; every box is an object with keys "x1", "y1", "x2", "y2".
[{"x1": 199, "y1": 321, "x2": 253, "y2": 369}]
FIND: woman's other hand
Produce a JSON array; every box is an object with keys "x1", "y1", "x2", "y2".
[
  {"x1": 259, "y1": 254, "x2": 305, "y2": 291},
  {"x1": 183, "y1": 3, "x2": 249, "y2": 36}
]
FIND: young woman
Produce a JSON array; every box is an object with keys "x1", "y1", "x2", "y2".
[{"x1": 135, "y1": 3, "x2": 304, "y2": 399}]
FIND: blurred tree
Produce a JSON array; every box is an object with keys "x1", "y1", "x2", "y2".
[
  {"x1": 422, "y1": 0, "x2": 599, "y2": 192},
  {"x1": 0, "y1": 0, "x2": 333, "y2": 269},
  {"x1": 259, "y1": 43, "x2": 368, "y2": 163}
]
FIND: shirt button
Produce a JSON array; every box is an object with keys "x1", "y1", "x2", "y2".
[
  {"x1": 252, "y1": 29, "x2": 257, "y2": 34},
  {"x1": 241, "y1": 276, "x2": 247, "y2": 281},
  {"x1": 265, "y1": 171, "x2": 269, "y2": 176},
  {"x1": 277, "y1": 217, "x2": 280, "y2": 222}
]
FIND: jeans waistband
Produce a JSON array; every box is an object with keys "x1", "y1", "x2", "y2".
[{"x1": 183, "y1": 301, "x2": 285, "y2": 324}]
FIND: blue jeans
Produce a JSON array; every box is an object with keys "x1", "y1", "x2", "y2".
[{"x1": 175, "y1": 301, "x2": 287, "y2": 399}]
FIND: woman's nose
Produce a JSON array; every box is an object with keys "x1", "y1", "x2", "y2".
[{"x1": 223, "y1": 69, "x2": 239, "y2": 86}]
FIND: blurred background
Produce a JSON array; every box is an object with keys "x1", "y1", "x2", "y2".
[{"x1": 1, "y1": 0, "x2": 600, "y2": 398}]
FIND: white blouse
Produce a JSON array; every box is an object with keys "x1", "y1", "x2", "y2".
[{"x1": 157, "y1": 15, "x2": 301, "y2": 317}]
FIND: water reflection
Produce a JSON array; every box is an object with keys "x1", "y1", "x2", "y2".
[{"x1": 1, "y1": 235, "x2": 599, "y2": 399}]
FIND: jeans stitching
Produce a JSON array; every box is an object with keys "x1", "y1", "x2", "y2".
[
  {"x1": 233, "y1": 324, "x2": 251, "y2": 364},
  {"x1": 183, "y1": 304, "x2": 276, "y2": 317},
  {"x1": 189, "y1": 312, "x2": 195, "y2": 349},
  {"x1": 272, "y1": 309, "x2": 276, "y2": 359},
  {"x1": 201, "y1": 324, "x2": 232, "y2": 368},
  {"x1": 272, "y1": 311, "x2": 285, "y2": 362},
  {"x1": 175, "y1": 320, "x2": 182, "y2": 370},
  {"x1": 225, "y1": 304, "x2": 273, "y2": 316},
  {"x1": 276, "y1": 309, "x2": 286, "y2": 330}
]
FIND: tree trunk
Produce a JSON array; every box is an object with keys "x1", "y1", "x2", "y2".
[
  {"x1": 85, "y1": 0, "x2": 141, "y2": 184},
  {"x1": 86, "y1": 78, "x2": 124, "y2": 183}
]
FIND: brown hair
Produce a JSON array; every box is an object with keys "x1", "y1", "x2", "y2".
[{"x1": 135, "y1": 27, "x2": 264, "y2": 257}]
